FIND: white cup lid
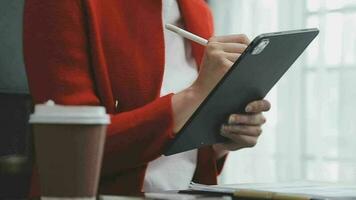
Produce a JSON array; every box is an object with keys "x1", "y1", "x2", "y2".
[{"x1": 29, "y1": 100, "x2": 110, "y2": 124}]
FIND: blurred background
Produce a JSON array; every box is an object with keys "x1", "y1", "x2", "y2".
[
  {"x1": 209, "y1": 0, "x2": 356, "y2": 185},
  {"x1": 0, "y1": 0, "x2": 32, "y2": 197}
]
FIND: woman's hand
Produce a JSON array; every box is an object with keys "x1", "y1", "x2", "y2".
[
  {"x1": 213, "y1": 100, "x2": 271, "y2": 158},
  {"x1": 192, "y1": 34, "x2": 250, "y2": 98},
  {"x1": 172, "y1": 34, "x2": 251, "y2": 133}
]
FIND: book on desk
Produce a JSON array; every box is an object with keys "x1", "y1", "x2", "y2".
[
  {"x1": 180, "y1": 181, "x2": 356, "y2": 200},
  {"x1": 100, "y1": 181, "x2": 356, "y2": 200}
]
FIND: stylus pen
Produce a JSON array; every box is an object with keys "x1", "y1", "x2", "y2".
[{"x1": 165, "y1": 24, "x2": 208, "y2": 46}]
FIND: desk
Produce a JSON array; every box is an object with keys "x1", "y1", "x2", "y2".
[{"x1": 28, "y1": 192, "x2": 231, "y2": 200}]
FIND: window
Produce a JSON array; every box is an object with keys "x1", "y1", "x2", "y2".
[
  {"x1": 209, "y1": 0, "x2": 356, "y2": 184},
  {"x1": 304, "y1": 0, "x2": 356, "y2": 183}
]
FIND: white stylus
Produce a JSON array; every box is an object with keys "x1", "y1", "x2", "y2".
[{"x1": 165, "y1": 24, "x2": 208, "y2": 46}]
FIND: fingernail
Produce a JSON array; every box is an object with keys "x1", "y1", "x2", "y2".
[
  {"x1": 245, "y1": 105, "x2": 252, "y2": 112},
  {"x1": 223, "y1": 125, "x2": 231, "y2": 132},
  {"x1": 220, "y1": 125, "x2": 227, "y2": 135},
  {"x1": 222, "y1": 124, "x2": 227, "y2": 130},
  {"x1": 228, "y1": 115, "x2": 235, "y2": 124},
  {"x1": 262, "y1": 117, "x2": 267, "y2": 123}
]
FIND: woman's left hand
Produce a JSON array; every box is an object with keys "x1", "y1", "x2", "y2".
[{"x1": 214, "y1": 100, "x2": 271, "y2": 154}]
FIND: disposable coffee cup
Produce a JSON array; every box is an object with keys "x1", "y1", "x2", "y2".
[{"x1": 29, "y1": 100, "x2": 110, "y2": 200}]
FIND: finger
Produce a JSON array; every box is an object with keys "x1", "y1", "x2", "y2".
[
  {"x1": 208, "y1": 50, "x2": 234, "y2": 70},
  {"x1": 218, "y1": 141, "x2": 243, "y2": 151},
  {"x1": 245, "y1": 100, "x2": 271, "y2": 113},
  {"x1": 209, "y1": 34, "x2": 251, "y2": 45},
  {"x1": 228, "y1": 113, "x2": 266, "y2": 125},
  {"x1": 223, "y1": 52, "x2": 240, "y2": 63},
  {"x1": 221, "y1": 43, "x2": 248, "y2": 53},
  {"x1": 222, "y1": 124, "x2": 262, "y2": 137},
  {"x1": 222, "y1": 58, "x2": 234, "y2": 70},
  {"x1": 220, "y1": 129, "x2": 258, "y2": 148}
]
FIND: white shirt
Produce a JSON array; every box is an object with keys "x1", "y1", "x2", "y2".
[{"x1": 142, "y1": 0, "x2": 198, "y2": 192}]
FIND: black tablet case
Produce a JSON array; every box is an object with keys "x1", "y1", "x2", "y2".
[{"x1": 165, "y1": 29, "x2": 319, "y2": 156}]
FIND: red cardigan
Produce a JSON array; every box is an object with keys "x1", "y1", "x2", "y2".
[{"x1": 24, "y1": 0, "x2": 225, "y2": 196}]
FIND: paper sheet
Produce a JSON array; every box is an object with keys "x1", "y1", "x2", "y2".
[{"x1": 190, "y1": 181, "x2": 356, "y2": 199}]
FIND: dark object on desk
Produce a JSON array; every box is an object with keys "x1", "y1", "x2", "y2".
[
  {"x1": 0, "y1": 155, "x2": 32, "y2": 198},
  {"x1": 0, "y1": 93, "x2": 33, "y2": 198},
  {"x1": 0, "y1": 93, "x2": 32, "y2": 157},
  {"x1": 165, "y1": 29, "x2": 319, "y2": 155}
]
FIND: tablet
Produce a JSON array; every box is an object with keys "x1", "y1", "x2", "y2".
[{"x1": 165, "y1": 28, "x2": 319, "y2": 156}]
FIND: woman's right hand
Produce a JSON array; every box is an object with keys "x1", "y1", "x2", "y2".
[
  {"x1": 192, "y1": 34, "x2": 250, "y2": 98},
  {"x1": 172, "y1": 34, "x2": 250, "y2": 133}
]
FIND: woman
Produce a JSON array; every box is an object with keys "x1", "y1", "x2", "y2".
[{"x1": 24, "y1": 0, "x2": 270, "y2": 196}]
